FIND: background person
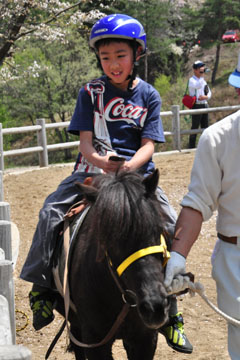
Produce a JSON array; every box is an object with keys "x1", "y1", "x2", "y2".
[
  {"x1": 164, "y1": 52, "x2": 240, "y2": 359},
  {"x1": 188, "y1": 60, "x2": 212, "y2": 148},
  {"x1": 20, "y1": 14, "x2": 192, "y2": 354}
]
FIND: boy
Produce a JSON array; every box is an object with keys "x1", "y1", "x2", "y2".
[{"x1": 20, "y1": 13, "x2": 192, "y2": 354}]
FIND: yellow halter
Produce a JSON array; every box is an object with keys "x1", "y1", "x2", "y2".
[{"x1": 116, "y1": 234, "x2": 170, "y2": 277}]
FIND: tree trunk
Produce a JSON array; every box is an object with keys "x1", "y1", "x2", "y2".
[
  {"x1": 144, "y1": 51, "x2": 148, "y2": 82},
  {"x1": 0, "y1": 2, "x2": 32, "y2": 65},
  {"x1": 211, "y1": 43, "x2": 221, "y2": 85}
]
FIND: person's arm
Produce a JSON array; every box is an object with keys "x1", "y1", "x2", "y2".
[
  {"x1": 198, "y1": 79, "x2": 211, "y2": 101},
  {"x1": 79, "y1": 131, "x2": 124, "y2": 173},
  {"x1": 164, "y1": 206, "x2": 203, "y2": 288},
  {"x1": 120, "y1": 138, "x2": 155, "y2": 172},
  {"x1": 172, "y1": 206, "x2": 203, "y2": 257}
]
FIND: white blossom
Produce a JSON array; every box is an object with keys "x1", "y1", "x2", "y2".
[
  {"x1": 169, "y1": 43, "x2": 183, "y2": 56},
  {"x1": 0, "y1": 60, "x2": 49, "y2": 83}
]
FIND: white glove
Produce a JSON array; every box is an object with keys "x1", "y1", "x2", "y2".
[{"x1": 164, "y1": 251, "x2": 186, "y2": 289}]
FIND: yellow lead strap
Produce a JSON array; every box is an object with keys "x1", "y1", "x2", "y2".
[{"x1": 116, "y1": 235, "x2": 170, "y2": 277}]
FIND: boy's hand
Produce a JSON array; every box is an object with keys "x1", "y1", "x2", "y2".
[{"x1": 101, "y1": 154, "x2": 125, "y2": 173}]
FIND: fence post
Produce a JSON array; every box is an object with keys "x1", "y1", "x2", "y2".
[
  {"x1": 171, "y1": 105, "x2": 181, "y2": 151},
  {"x1": 0, "y1": 202, "x2": 16, "y2": 345},
  {"x1": 0, "y1": 172, "x2": 3, "y2": 202},
  {"x1": 0, "y1": 294, "x2": 12, "y2": 345},
  {"x1": 0, "y1": 202, "x2": 10, "y2": 221},
  {"x1": 36, "y1": 118, "x2": 48, "y2": 167},
  {"x1": 0, "y1": 260, "x2": 16, "y2": 344},
  {"x1": 0, "y1": 124, "x2": 4, "y2": 173},
  {"x1": 0, "y1": 345, "x2": 32, "y2": 359},
  {"x1": 0, "y1": 221, "x2": 12, "y2": 262},
  {"x1": 0, "y1": 202, "x2": 11, "y2": 262}
]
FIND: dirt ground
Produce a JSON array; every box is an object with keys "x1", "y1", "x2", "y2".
[{"x1": 3, "y1": 151, "x2": 229, "y2": 360}]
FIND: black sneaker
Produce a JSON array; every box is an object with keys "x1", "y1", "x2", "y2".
[
  {"x1": 159, "y1": 312, "x2": 193, "y2": 354},
  {"x1": 29, "y1": 291, "x2": 55, "y2": 331}
]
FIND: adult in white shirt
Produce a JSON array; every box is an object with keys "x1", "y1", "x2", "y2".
[
  {"x1": 164, "y1": 52, "x2": 240, "y2": 360},
  {"x1": 188, "y1": 60, "x2": 212, "y2": 148}
]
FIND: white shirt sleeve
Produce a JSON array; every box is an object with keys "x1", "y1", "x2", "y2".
[{"x1": 181, "y1": 130, "x2": 222, "y2": 221}]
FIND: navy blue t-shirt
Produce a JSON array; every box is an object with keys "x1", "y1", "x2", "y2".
[{"x1": 68, "y1": 75, "x2": 165, "y2": 175}]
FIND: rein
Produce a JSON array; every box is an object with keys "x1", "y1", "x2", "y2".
[{"x1": 46, "y1": 203, "x2": 171, "y2": 358}]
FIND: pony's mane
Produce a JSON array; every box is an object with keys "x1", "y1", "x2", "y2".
[{"x1": 87, "y1": 171, "x2": 165, "y2": 256}]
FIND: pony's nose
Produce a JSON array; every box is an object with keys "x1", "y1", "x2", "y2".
[{"x1": 138, "y1": 296, "x2": 169, "y2": 329}]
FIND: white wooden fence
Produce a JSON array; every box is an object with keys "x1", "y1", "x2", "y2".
[
  {"x1": 1, "y1": 104, "x2": 240, "y2": 173},
  {"x1": 0, "y1": 187, "x2": 32, "y2": 359}
]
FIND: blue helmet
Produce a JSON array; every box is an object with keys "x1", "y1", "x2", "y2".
[{"x1": 89, "y1": 14, "x2": 146, "y2": 54}]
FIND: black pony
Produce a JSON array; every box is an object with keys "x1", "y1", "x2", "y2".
[{"x1": 53, "y1": 169, "x2": 171, "y2": 360}]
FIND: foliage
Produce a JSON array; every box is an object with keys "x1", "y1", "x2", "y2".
[
  {"x1": 0, "y1": 104, "x2": 14, "y2": 127},
  {"x1": 154, "y1": 74, "x2": 171, "y2": 97},
  {"x1": 0, "y1": 35, "x2": 100, "y2": 124},
  {"x1": 0, "y1": 0, "x2": 108, "y2": 65},
  {"x1": 0, "y1": 31, "x2": 100, "y2": 162}
]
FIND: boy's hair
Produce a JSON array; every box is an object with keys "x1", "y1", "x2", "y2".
[{"x1": 95, "y1": 38, "x2": 138, "y2": 53}]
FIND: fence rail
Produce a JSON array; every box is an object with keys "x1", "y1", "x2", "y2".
[{"x1": 1, "y1": 104, "x2": 240, "y2": 172}]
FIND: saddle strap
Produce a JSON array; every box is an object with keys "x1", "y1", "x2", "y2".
[{"x1": 62, "y1": 207, "x2": 130, "y2": 349}]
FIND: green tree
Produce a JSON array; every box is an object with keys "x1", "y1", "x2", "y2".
[
  {"x1": 0, "y1": 0, "x2": 113, "y2": 65},
  {"x1": 0, "y1": 34, "x2": 100, "y2": 160},
  {"x1": 183, "y1": 0, "x2": 240, "y2": 84}
]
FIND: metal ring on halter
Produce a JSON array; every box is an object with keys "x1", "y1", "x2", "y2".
[{"x1": 122, "y1": 290, "x2": 138, "y2": 307}]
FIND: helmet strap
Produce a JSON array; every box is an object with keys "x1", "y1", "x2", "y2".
[{"x1": 127, "y1": 39, "x2": 139, "y2": 91}]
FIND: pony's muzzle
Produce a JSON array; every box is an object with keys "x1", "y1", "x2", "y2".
[{"x1": 138, "y1": 295, "x2": 170, "y2": 329}]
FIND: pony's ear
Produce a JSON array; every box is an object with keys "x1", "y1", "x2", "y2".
[
  {"x1": 142, "y1": 169, "x2": 159, "y2": 195},
  {"x1": 74, "y1": 181, "x2": 98, "y2": 202}
]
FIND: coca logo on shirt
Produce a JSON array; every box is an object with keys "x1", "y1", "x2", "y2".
[{"x1": 104, "y1": 97, "x2": 148, "y2": 127}]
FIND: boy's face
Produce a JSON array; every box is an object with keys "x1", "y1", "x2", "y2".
[
  {"x1": 98, "y1": 41, "x2": 134, "y2": 91},
  {"x1": 194, "y1": 66, "x2": 205, "y2": 78}
]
